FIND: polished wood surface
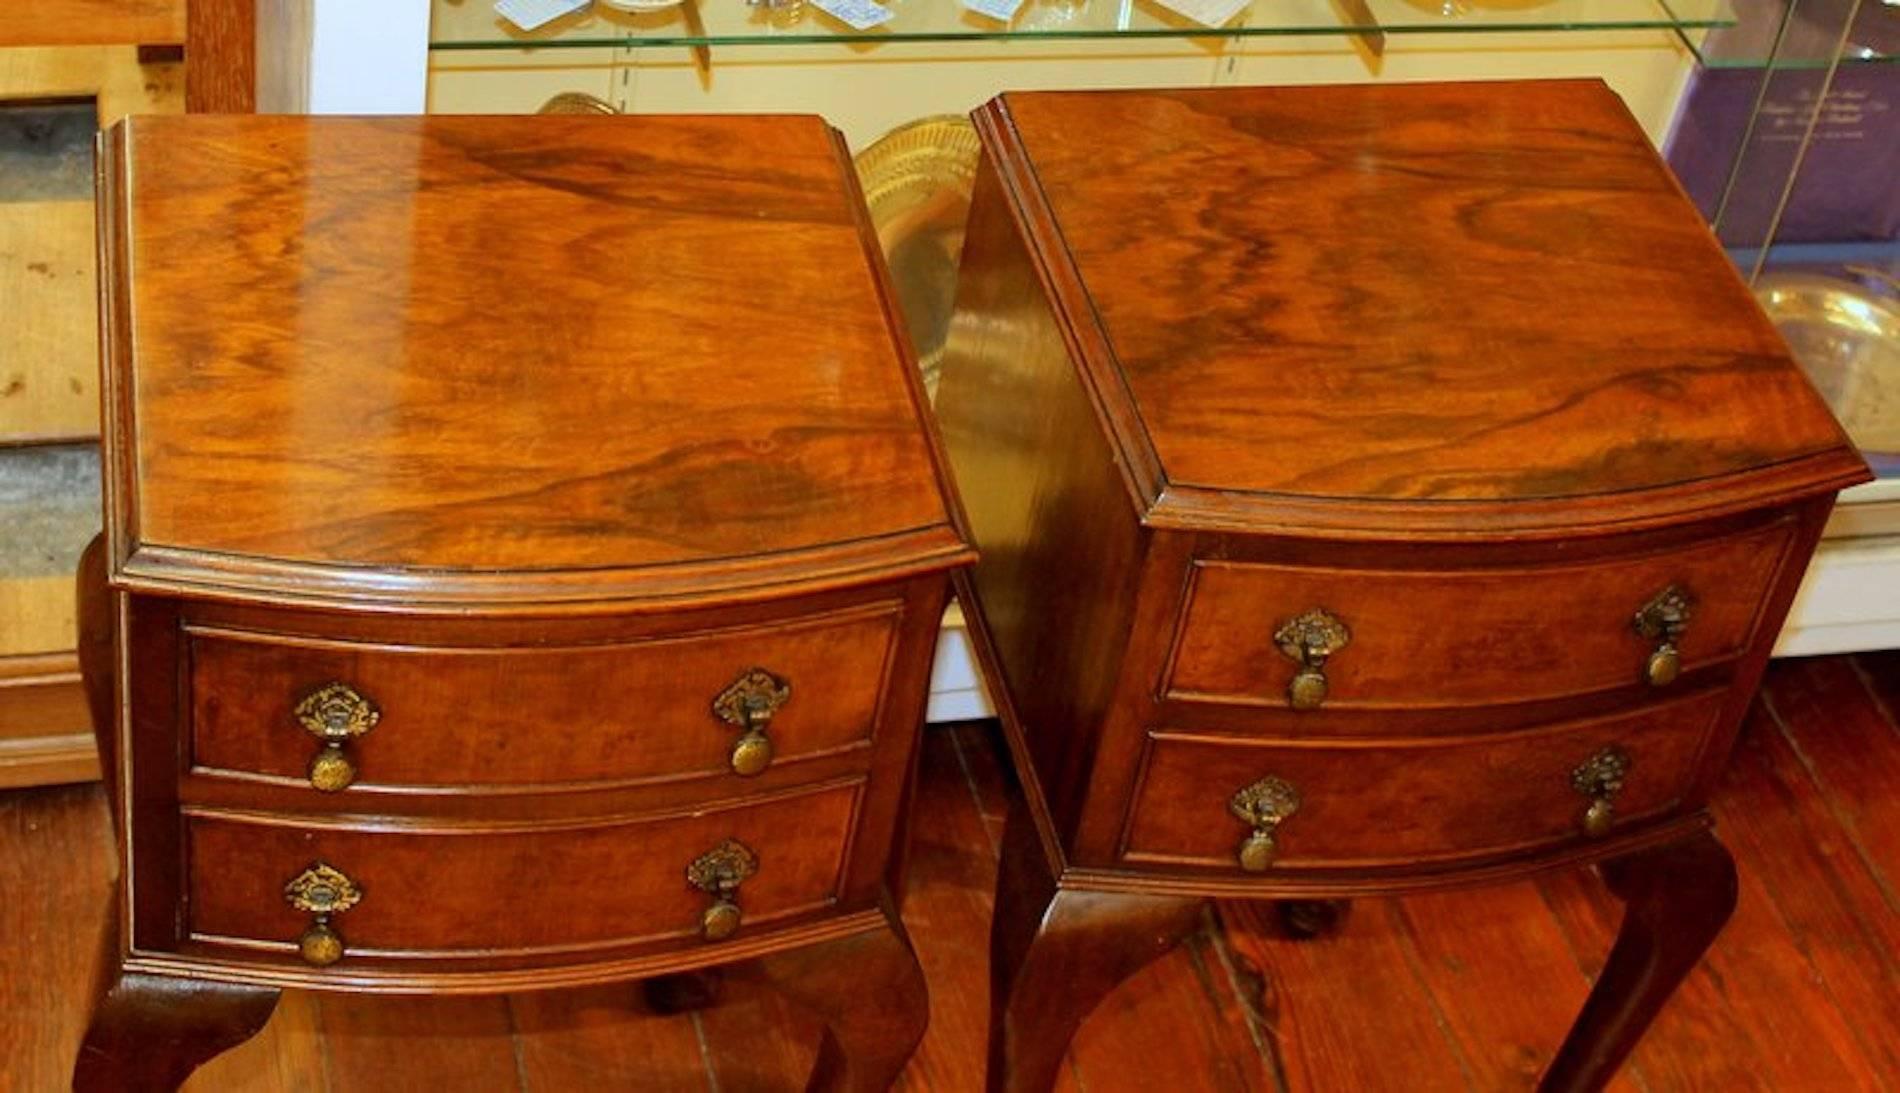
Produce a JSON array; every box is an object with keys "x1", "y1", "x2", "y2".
[
  {"x1": 100, "y1": 115, "x2": 962, "y2": 601},
  {"x1": 1541, "y1": 831, "x2": 1738, "y2": 1092},
  {"x1": 187, "y1": 602, "x2": 900, "y2": 790},
  {"x1": 939, "y1": 82, "x2": 1869, "y2": 1092},
  {"x1": 184, "y1": 0, "x2": 256, "y2": 112},
  {"x1": 1166, "y1": 518, "x2": 1793, "y2": 710},
  {"x1": 186, "y1": 782, "x2": 858, "y2": 959},
  {"x1": 984, "y1": 81, "x2": 1865, "y2": 529},
  {"x1": 988, "y1": 798, "x2": 1203, "y2": 1093},
  {"x1": 83, "y1": 113, "x2": 968, "y2": 1087},
  {"x1": 1123, "y1": 691, "x2": 1722, "y2": 871},
  {"x1": 8, "y1": 675, "x2": 1900, "y2": 1090}
]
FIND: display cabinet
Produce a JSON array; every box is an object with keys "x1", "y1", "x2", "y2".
[{"x1": 1669, "y1": 0, "x2": 1900, "y2": 652}]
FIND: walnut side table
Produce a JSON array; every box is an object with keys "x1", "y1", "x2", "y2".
[
  {"x1": 933, "y1": 81, "x2": 1870, "y2": 1093},
  {"x1": 74, "y1": 113, "x2": 972, "y2": 1091}
]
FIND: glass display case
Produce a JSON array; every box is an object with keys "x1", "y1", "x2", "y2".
[
  {"x1": 1667, "y1": 0, "x2": 1899, "y2": 651},
  {"x1": 431, "y1": 0, "x2": 1736, "y2": 48}
]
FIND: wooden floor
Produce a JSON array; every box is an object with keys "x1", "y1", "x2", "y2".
[{"x1": 4, "y1": 652, "x2": 1898, "y2": 1092}]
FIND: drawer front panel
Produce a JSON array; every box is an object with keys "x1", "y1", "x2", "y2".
[
  {"x1": 189, "y1": 603, "x2": 901, "y2": 791},
  {"x1": 1121, "y1": 691, "x2": 1724, "y2": 871},
  {"x1": 1165, "y1": 521, "x2": 1791, "y2": 710},
  {"x1": 186, "y1": 781, "x2": 859, "y2": 958}
]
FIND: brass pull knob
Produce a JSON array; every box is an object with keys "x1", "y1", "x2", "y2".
[
  {"x1": 686, "y1": 838, "x2": 758, "y2": 941},
  {"x1": 284, "y1": 862, "x2": 362, "y2": 967},
  {"x1": 1632, "y1": 584, "x2": 1694, "y2": 688},
  {"x1": 1571, "y1": 747, "x2": 1631, "y2": 838},
  {"x1": 712, "y1": 668, "x2": 790, "y2": 778},
  {"x1": 1274, "y1": 609, "x2": 1350, "y2": 710},
  {"x1": 1229, "y1": 776, "x2": 1301, "y2": 873},
  {"x1": 294, "y1": 682, "x2": 380, "y2": 792}
]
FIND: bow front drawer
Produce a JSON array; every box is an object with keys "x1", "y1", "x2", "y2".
[
  {"x1": 186, "y1": 602, "x2": 903, "y2": 794},
  {"x1": 1164, "y1": 520, "x2": 1796, "y2": 713},
  {"x1": 1120, "y1": 690, "x2": 1725, "y2": 873},
  {"x1": 184, "y1": 780, "x2": 860, "y2": 966}
]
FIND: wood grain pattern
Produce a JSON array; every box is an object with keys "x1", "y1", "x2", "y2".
[
  {"x1": 0, "y1": 784, "x2": 115, "y2": 1092},
  {"x1": 184, "y1": 782, "x2": 859, "y2": 960},
  {"x1": 510, "y1": 983, "x2": 715, "y2": 1092},
  {"x1": 933, "y1": 158, "x2": 1156, "y2": 843},
  {"x1": 186, "y1": 603, "x2": 900, "y2": 791},
  {"x1": 1222, "y1": 898, "x2": 1475, "y2": 1092},
  {"x1": 1393, "y1": 885, "x2": 1642, "y2": 1092},
  {"x1": 1704, "y1": 701, "x2": 1900, "y2": 1080},
  {"x1": 102, "y1": 115, "x2": 960, "y2": 589},
  {"x1": 0, "y1": 0, "x2": 184, "y2": 48},
  {"x1": 184, "y1": 0, "x2": 256, "y2": 113},
  {"x1": 84, "y1": 111, "x2": 966, "y2": 1087},
  {"x1": 316, "y1": 995, "x2": 519, "y2": 1092},
  {"x1": 941, "y1": 82, "x2": 1869, "y2": 1093},
  {"x1": 1165, "y1": 519, "x2": 1792, "y2": 710},
  {"x1": 7, "y1": 661, "x2": 1900, "y2": 1087},
  {"x1": 982, "y1": 82, "x2": 1866, "y2": 526},
  {"x1": 1122, "y1": 692, "x2": 1722, "y2": 871}
]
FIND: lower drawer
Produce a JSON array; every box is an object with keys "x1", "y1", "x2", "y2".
[
  {"x1": 185, "y1": 781, "x2": 860, "y2": 963},
  {"x1": 1120, "y1": 692, "x2": 1724, "y2": 872}
]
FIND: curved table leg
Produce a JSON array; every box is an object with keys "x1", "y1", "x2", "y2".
[
  {"x1": 73, "y1": 939, "x2": 279, "y2": 1091},
  {"x1": 986, "y1": 802, "x2": 1204, "y2": 1093},
  {"x1": 1540, "y1": 830, "x2": 1738, "y2": 1092},
  {"x1": 752, "y1": 901, "x2": 929, "y2": 1093}
]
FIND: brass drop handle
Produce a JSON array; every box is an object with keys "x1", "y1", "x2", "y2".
[
  {"x1": 1229, "y1": 776, "x2": 1301, "y2": 873},
  {"x1": 687, "y1": 838, "x2": 758, "y2": 941},
  {"x1": 1274, "y1": 609, "x2": 1350, "y2": 710},
  {"x1": 284, "y1": 862, "x2": 362, "y2": 967},
  {"x1": 294, "y1": 682, "x2": 380, "y2": 792},
  {"x1": 1571, "y1": 747, "x2": 1631, "y2": 838},
  {"x1": 713, "y1": 668, "x2": 791, "y2": 778},
  {"x1": 1632, "y1": 584, "x2": 1694, "y2": 688}
]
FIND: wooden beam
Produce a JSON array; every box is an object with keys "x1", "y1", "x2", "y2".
[
  {"x1": 185, "y1": 0, "x2": 256, "y2": 113},
  {"x1": 0, "y1": 0, "x2": 184, "y2": 49}
]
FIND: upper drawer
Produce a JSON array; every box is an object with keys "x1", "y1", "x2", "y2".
[
  {"x1": 187, "y1": 602, "x2": 902, "y2": 794},
  {"x1": 1162, "y1": 520, "x2": 1794, "y2": 711}
]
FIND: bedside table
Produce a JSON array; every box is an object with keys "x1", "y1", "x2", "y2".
[
  {"x1": 74, "y1": 114, "x2": 971, "y2": 1091},
  {"x1": 933, "y1": 81, "x2": 1871, "y2": 1093}
]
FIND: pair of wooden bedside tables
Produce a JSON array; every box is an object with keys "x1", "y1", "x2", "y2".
[{"x1": 74, "y1": 83, "x2": 1866, "y2": 1092}]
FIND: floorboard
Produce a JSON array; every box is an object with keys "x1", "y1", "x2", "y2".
[{"x1": 5, "y1": 656, "x2": 1899, "y2": 1090}]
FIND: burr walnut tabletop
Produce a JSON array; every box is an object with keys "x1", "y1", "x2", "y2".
[
  {"x1": 76, "y1": 114, "x2": 971, "y2": 1092},
  {"x1": 935, "y1": 80, "x2": 1870, "y2": 1093}
]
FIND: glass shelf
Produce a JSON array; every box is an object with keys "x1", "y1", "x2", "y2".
[
  {"x1": 1678, "y1": 0, "x2": 1896, "y2": 69},
  {"x1": 432, "y1": 0, "x2": 1735, "y2": 51}
]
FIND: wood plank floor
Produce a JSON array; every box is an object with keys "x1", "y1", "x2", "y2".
[{"x1": 4, "y1": 653, "x2": 1897, "y2": 1091}]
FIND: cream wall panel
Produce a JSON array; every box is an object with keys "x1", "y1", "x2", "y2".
[
  {"x1": 429, "y1": 46, "x2": 618, "y2": 113},
  {"x1": 430, "y1": 31, "x2": 1691, "y2": 146},
  {"x1": 615, "y1": 40, "x2": 1226, "y2": 148},
  {"x1": 1223, "y1": 30, "x2": 1694, "y2": 143}
]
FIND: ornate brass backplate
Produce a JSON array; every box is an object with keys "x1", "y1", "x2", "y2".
[
  {"x1": 1229, "y1": 776, "x2": 1302, "y2": 873},
  {"x1": 687, "y1": 838, "x2": 759, "y2": 941},
  {"x1": 1632, "y1": 584, "x2": 1694, "y2": 687},
  {"x1": 295, "y1": 682, "x2": 380, "y2": 741},
  {"x1": 293, "y1": 682, "x2": 380, "y2": 792},
  {"x1": 712, "y1": 668, "x2": 791, "y2": 777},
  {"x1": 1571, "y1": 746, "x2": 1632, "y2": 838},
  {"x1": 1273, "y1": 608, "x2": 1351, "y2": 710},
  {"x1": 284, "y1": 862, "x2": 362, "y2": 967}
]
